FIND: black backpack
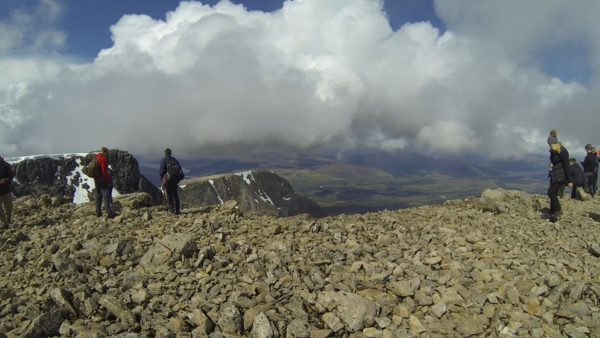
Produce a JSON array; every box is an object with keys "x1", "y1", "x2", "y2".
[{"x1": 166, "y1": 158, "x2": 183, "y2": 182}]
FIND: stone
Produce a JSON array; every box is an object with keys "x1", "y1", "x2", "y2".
[
  {"x1": 563, "y1": 324, "x2": 590, "y2": 338},
  {"x1": 98, "y1": 296, "x2": 136, "y2": 326},
  {"x1": 388, "y1": 278, "x2": 420, "y2": 297},
  {"x1": 251, "y1": 312, "x2": 275, "y2": 338},
  {"x1": 139, "y1": 233, "x2": 198, "y2": 269},
  {"x1": 322, "y1": 313, "x2": 344, "y2": 332},
  {"x1": 589, "y1": 243, "x2": 600, "y2": 257},
  {"x1": 49, "y1": 288, "x2": 77, "y2": 316},
  {"x1": 362, "y1": 328, "x2": 383, "y2": 337},
  {"x1": 188, "y1": 309, "x2": 215, "y2": 334},
  {"x1": 556, "y1": 302, "x2": 590, "y2": 319},
  {"x1": 409, "y1": 316, "x2": 425, "y2": 334},
  {"x1": 285, "y1": 319, "x2": 310, "y2": 338},
  {"x1": 217, "y1": 304, "x2": 242, "y2": 334},
  {"x1": 316, "y1": 291, "x2": 379, "y2": 332},
  {"x1": 457, "y1": 315, "x2": 488, "y2": 336},
  {"x1": 430, "y1": 302, "x2": 446, "y2": 318},
  {"x1": 20, "y1": 310, "x2": 65, "y2": 338}
]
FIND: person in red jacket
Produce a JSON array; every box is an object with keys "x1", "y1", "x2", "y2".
[{"x1": 95, "y1": 147, "x2": 115, "y2": 218}]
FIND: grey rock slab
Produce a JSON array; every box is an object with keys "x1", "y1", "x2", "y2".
[
  {"x1": 457, "y1": 315, "x2": 488, "y2": 337},
  {"x1": 20, "y1": 310, "x2": 65, "y2": 338},
  {"x1": 217, "y1": 304, "x2": 242, "y2": 335},
  {"x1": 251, "y1": 312, "x2": 275, "y2": 338},
  {"x1": 49, "y1": 288, "x2": 77, "y2": 316},
  {"x1": 316, "y1": 291, "x2": 379, "y2": 332},
  {"x1": 388, "y1": 278, "x2": 420, "y2": 297},
  {"x1": 139, "y1": 233, "x2": 197, "y2": 269},
  {"x1": 188, "y1": 309, "x2": 215, "y2": 334},
  {"x1": 285, "y1": 319, "x2": 310, "y2": 338},
  {"x1": 589, "y1": 243, "x2": 600, "y2": 257},
  {"x1": 98, "y1": 296, "x2": 136, "y2": 326},
  {"x1": 322, "y1": 313, "x2": 344, "y2": 332}
]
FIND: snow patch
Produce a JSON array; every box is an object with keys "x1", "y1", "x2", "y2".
[
  {"x1": 256, "y1": 189, "x2": 274, "y2": 206},
  {"x1": 6, "y1": 153, "x2": 89, "y2": 164},
  {"x1": 235, "y1": 171, "x2": 255, "y2": 185},
  {"x1": 66, "y1": 158, "x2": 94, "y2": 204},
  {"x1": 208, "y1": 179, "x2": 224, "y2": 205}
]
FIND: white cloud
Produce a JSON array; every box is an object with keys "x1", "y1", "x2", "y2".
[{"x1": 0, "y1": 0, "x2": 598, "y2": 160}]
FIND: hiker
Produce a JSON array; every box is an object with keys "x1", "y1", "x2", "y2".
[
  {"x1": 568, "y1": 158, "x2": 586, "y2": 200},
  {"x1": 160, "y1": 148, "x2": 184, "y2": 215},
  {"x1": 94, "y1": 147, "x2": 115, "y2": 218},
  {"x1": 582, "y1": 144, "x2": 598, "y2": 196},
  {"x1": 547, "y1": 129, "x2": 558, "y2": 146},
  {"x1": 548, "y1": 140, "x2": 572, "y2": 222},
  {"x1": 0, "y1": 155, "x2": 14, "y2": 228}
]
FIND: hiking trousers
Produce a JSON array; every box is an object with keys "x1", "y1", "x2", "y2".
[
  {"x1": 548, "y1": 181, "x2": 563, "y2": 214},
  {"x1": 165, "y1": 181, "x2": 180, "y2": 214},
  {"x1": 0, "y1": 192, "x2": 12, "y2": 226},
  {"x1": 95, "y1": 181, "x2": 112, "y2": 216}
]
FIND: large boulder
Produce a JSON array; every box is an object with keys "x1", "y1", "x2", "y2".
[
  {"x1": 179, "y1": 170, "x2": 324, "y2": 217},
  {"x1": 9, "y1": 150, "x2": 162, "y2": 205}
]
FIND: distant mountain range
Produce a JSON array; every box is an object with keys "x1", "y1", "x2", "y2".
[{"x1": 137, "y1": 150, "x2": 550, "y2": 215}]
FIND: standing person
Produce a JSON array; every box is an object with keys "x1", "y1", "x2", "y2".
[
  {"x1": 582, "y1": 144, "x2": 598, "y2": 196},
  {"x1": 548, "y1": 140, "x2": 572, "y2": 222},
  {"x1": 160, "y1": 148, "x2": 184, "y2": 215},
  {"x1": 94, "y1": 147, "x2": 115, "y2": 218},
  {"x1": 0, "y1": 155, "x2": 14, "y2": 228},
  {"x1": 568, "y1": 158, "x2": 585, "y2": 200}
]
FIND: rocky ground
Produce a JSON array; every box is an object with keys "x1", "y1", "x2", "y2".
[{"x1": 0, "y1": 189, "x2": 599, "y2": 337}]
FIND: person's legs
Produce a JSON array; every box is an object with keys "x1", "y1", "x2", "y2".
[
  {"x1": 95, "y1": 181, "x2": 107, "y2": 216},
  {"x1": 548, "y1": 182, "x2": 562, "y2": 216},
  {"x1": 103, "y1": 185, "x2": 113, "y2": 217},
  {"x1": 165, "y1": 185, "x2": 175, "y2": 213},
  {"x1": 0, "y1": 193, "x2": 11, "y2": 227},
  {"x1": 171, "y1": 182, "x2": 180, "y2": 214}
]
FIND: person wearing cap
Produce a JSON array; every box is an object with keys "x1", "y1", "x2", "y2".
[
  {"x1": 582, "y1": 144, "x2": 598, "y2": 196},
  {"x1": 547, "y1": 129, "x2": 559, "y2": 146},
  {"x1": 548, "y1": 139, "x2": 572, "y2": 222},
  {"x1": 0, "y1": 155, "x2": 14, "y2": 228}
]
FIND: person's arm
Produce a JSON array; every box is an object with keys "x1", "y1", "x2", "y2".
[
  {"x1": 159, "y1": 158, "x2": 166, "y2": 179},
  {"x1": 562, "y1": 153, "x2": 572, "y2": 183}
]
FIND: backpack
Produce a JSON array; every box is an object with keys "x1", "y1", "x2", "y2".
[
  {"x1": 166, "y1": 158, "x2": 183, "y2": 182},
  {"x1": 83, "y1": 156, "x2": 102, "y2": 178}
]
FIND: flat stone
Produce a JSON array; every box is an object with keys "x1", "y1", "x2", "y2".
[
  {"x1": 251, "y1": 312, "x2": 275, "y2": 338},
  {"x1": 430, "y1": 302, "x2": 446, "y2": 318},
  {"x1": 322, "y1": 313, "x2": 344, "y2": 332},
  {"x1": 388, "y1": 278, "x2": 420, "y2": 297},
  {"x1": 409, "y1": 316, "x2": 425, "y2": 334},
  {"x1": 98, "y1": 296, "x2": 135, "y2": 326}
]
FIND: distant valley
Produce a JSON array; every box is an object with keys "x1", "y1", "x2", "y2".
[{"x1": 138, "y1": 151, "x2": 549, "y2": 215}]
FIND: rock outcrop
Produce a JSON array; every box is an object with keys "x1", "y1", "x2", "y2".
[
  {"x1": 180, "y1": 170, "x2": 325, "y2": 217},
  {"x1": 9, "y1": 150, "x2": 162, "y2": 205},
  {"x1": 0, "y1": 189, "x2": 599, "y2": 337}
]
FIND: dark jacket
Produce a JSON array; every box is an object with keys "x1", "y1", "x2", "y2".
[
  {"x1": 549, "y1": 146, "x2": 571, "y2": 183},
  {"x1": 0, "y1": 158, "x2": 14, "y2": 195},
  {"x1": 582, "y1": 152, "x2": 598, "y2": 173},
  {"x1": 159, "y1": 155, "x2": 182, "y2": 181},
  {"x1": 568, "y1": 163, "x2": 585, "y2": 186}
]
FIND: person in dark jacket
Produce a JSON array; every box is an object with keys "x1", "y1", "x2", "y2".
[
  {"x1": 548, "y1": 141, "x2": 572, "y2": 222},
  {"x1": 160, "y1": 148, "x2": 184, "y2": 215},
  {"x1": 0, "y1": 155, "x2": 14, "y2": 228},
  {"x1": 582, "y1": 144, "x2": 598, "y2": 196},
  {"x1": 568, "y1": 158, "x2": 586, "y2": 200},
  {"x1": 94, "y1": 147, "x2": 115, "y2": 218}
]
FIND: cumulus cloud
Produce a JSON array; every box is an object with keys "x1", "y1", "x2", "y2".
[{"x1": 0, "y1": 0, "x2": 598, "y2": 159}]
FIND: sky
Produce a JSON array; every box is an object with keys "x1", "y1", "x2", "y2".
[{"x1": 0, "y1": 0, "x2": 598, "y2": 159}]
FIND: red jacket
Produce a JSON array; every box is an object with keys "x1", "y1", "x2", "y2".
[{"x1": 95, "y1": 153, "x2": 112, "y2": 183}]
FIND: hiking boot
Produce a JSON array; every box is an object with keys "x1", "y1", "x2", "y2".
[{"x1": 174, "y1": 210, "x2": 181, "y2": 215}]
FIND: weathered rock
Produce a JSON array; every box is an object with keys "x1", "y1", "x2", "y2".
[
  {"x1": 98, "y1": 296, "x2": 135, "y2": 326},
  {"x1": 49, "y1": 288, "x2": 77, "y2": 317},
  {"x1": 388, "y1": 278, "x2": 420, "y2": 297},
  {"x1": 20, "y1": 310, "x2": 65, "y2": 338},
  {"x1": 188, "y1": 309, "x2": 215, "y2": 334},
  {"x1": 316, "y1": 291, "x2": 379, "y2": 332},
  {"x1": 285, "y1": 319, "x2": 310, "y2": 338},
  {"x1": 251, "y1": 312, "x2": 275, "y2": 338},
  {"x1": 139, "y1": 233, "x2": 197, "y2": 269},
  {"x1": 217, "y1": 304, "x2": 242, "y2": 335}
]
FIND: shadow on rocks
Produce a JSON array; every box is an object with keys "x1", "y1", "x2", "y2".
[{"x1": 589, "y1": 212, "x2": 600, "y2": 222}]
